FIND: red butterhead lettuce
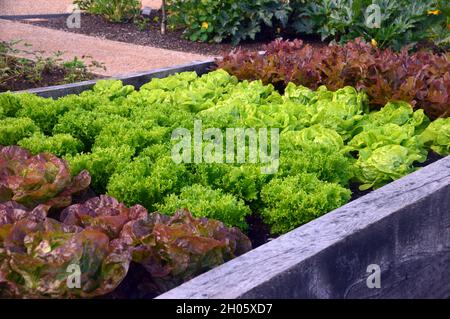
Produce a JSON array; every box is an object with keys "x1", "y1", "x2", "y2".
[{"x1": 0, "y1": 146, "x2": 91, "y2": 209}]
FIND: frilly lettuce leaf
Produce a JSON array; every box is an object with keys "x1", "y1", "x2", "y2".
[
  {"x1": 349, "y1": 123, "x2": 415, "y2": 151},
  {"x1": 283, "y1": 82, "x2": 316, "y2": 104},
  {"x1": 260, "y1": 173, "x2": 351, "y2": 234},
  {"x1": 359, "y1": 101, "x2": 430, "y2": 133},
  {"x1": 140, "y1": 71, "x2": 199, "y2": 91},
  {"x1": 348, "y1": 123, "x2": 428, "y2": 162},
  {"x1": 92, "y1": 80, "x2": 135, "y2": 100}
]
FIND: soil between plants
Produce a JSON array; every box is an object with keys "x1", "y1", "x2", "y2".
[
  {"x1": 0, "y1": 56, "x2": 97, "y2": 92},
  {"x1": 21, "y1": 12, "x2": 327, "y2": 56}
]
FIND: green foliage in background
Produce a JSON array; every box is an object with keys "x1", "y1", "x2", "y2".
[
  {"x1": 163, "y1": 0, "x2": 448, "y2": 49},
  {"x1": 290, "y1": 0, "x2": 449, "y2": 50},
  {"x1": 74, "y1": 0, "x2": 141, "y2": 22},
  {"x1": 166, "y1": 0, "x2": 291, "y2": 45}
]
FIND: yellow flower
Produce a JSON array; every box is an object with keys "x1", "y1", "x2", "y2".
[
  {"x1": 201, "y1": 21, "x2": 209, "y2": 30},
  {"x1": 371, "y1": 39, "x2": 378, "y2": 47},
  {"x1": 427, "y1": 10, "x2": 441, "y2": 15}
]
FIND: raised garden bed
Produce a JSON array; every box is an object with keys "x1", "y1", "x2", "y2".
[
  {"x1": 1, "y1": 61, "x2": 449, "y2": 299},
  {"x1": 158, "y1": 155, "x2": 450, "y2": 299}
]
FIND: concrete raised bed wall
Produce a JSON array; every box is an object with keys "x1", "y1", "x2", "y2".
[
  {"x1": 5, "y1": 62, "x2": 450, "y2": 299},
  {"x1": 13, "y1": 60, "x2": 215, "y2": 99},
  {"x1": 158, "y1": 156, "x2": 450, "y2": 299}
]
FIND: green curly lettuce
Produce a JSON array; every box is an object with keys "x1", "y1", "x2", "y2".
[
  {"x1": 0, "y1": 117, "x2": 39, "y2": 145},
  {"x1": 157, "y1": 184, "x2": 251, "y2": 230},
  {"x1": 261, "y1": 173, "x2": 351, "y2": 234},
  {"x1": 65, "y1": 146, "x2": 134, "y2": 194},
  {"x1": 18, "y1": 133, "x2": 84, "y2": 157}
]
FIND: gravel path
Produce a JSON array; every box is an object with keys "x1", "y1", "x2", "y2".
[
  {"x1": 0, "y1": 19, "x2": 212, "y2": 77},
  {"x1": 0, "y1": 0, "x2": 161, "y2": 15}
]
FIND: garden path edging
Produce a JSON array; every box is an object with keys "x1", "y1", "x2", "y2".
[{"x1": 10, "y1": 60, "x2": 215, "y2": 98}]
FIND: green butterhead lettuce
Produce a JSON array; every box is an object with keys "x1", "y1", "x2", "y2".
[
  {"x1": 355, "y1": 145, "x2": 425, "y2": 190},
  {"x1": 418, "y1": 118, "x2": 450, "y2": 156}
]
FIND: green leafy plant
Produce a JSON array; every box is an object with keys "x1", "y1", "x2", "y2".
[
  {"x1": 107, "y1": 154, "x2": 193, "y2": 211},
  {"x1": 0, "y1": 117, "x2": 39, "y2": 145},
  {"x1": 289, "y1": 0, "x2": 448, "y2": 50},
  {"x1": 261, "y1": 173, "x2": 351, "y2": 234},
  {"x1": 18, "y1": 133, "x2": 84, "y2": 157},
  {"x1": 354, "y1": 145, "x2": 426, "y2": 190},
  {"x1": 74, "y1": 0, "x2": 141, "y2": 22},
  {"x1": 133, "y1": 15, "x2": 150, "y2": 31},
  {"x1": 2, "y1": 70, "x2": 447, "y2": 238},
  {"x1": 279, "y1": 130, "x2": 355, "y2": 186},
  {"x1": 0, "y1": 41, "x2": 103, "y2": 92},
  {"x1": 53, "y1": 109, "x2": 120, "y2": 149},
  {"x1": 166, "y1": 0, "x2": 291, "y2": 45},
  {"x1": 66, "y1": 146, "x2": 135, "y2": 194},
  {"x1": 419, "y1": 117, "x2": 450, "y2": 155},
  {"x1": 157, "y1": 184, "x2": 251, "y2": 229}
]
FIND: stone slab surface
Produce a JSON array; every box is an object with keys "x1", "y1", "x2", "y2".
[
  {"x1": 0, "y1": 19, "x2": 212, "y2": 77},
  {"x1": 0, "y1": 0, "x2": 161, "y2": 15}
]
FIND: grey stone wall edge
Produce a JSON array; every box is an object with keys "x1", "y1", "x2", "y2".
[
  {"x1": 1, "y1": 59, "x2": 215, "y2": 99},
  {"x1": 157, "y1": 156, "x2": 450, "y2": 299}
]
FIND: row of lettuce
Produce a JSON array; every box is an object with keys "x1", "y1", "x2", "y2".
[
  {"x1": 0, "y1": 69, "x2": 449, "y2": 297},
  {"x1": 218, "y1": 38, "x2": 450, "y2": 120}
]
